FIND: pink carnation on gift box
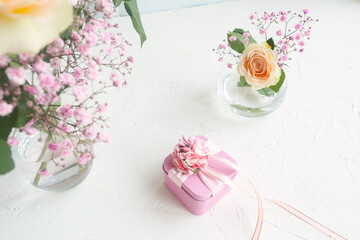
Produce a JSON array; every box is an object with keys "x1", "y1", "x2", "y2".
[{"x1": 171, "y1": 136, "x2": 209, "y2": 175}]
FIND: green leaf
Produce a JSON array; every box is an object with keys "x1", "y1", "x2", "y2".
[
  {"x1": 0, "y1": 85, "x2": 34, "y2": 140},
  {"x1": 227, "y1": 29, "x2": 256, "y2": 53},
  {"x1": 0, "y1": 139, "x2": 14, "y2": 175},
  {"x1": 227, "y1": 32, "x2": 245, "y2": 53},
  {"x1": 232, "y1": 29, "x2": 256, "y2": 44},
  {"x1": 233, "y1": 28, "x2": 245, "y2": 34},
  {"x1": 124, "y1": 0, "x2": 147, "y2": 47},
  {"x1": 0, "y1": 68, "x2": 7, "y2": 85},
  {"x1": 247, "y1": 35, "x2": 256, "y2": 45},
  {"x1": 8, "y1": 54, "x2": 18, "y2": 62},
  {"x1": 266, "y1": 38, "x2": 275, "y2": 50},
  {"x1": 6, "y1": 54, "x2": 20, "y2": 68},
  {"x1": 238, "y1": 76, "x2": 251, "y2": 87},
  {"x1": 0, "y1": 114, "x2": 15, "y2": 140},
  {"x1": 9, "y1": 62, "x2": 20, "y2": 67},
  {"x1": 113, "y1": 0, "x2": 124, "y2": 7},
  {"x1": 60, "y1": 6, "x2": 84, "y2": 40},
  {"x1": 113, "y1": 0, "x2": 131, "y2": 7},
  {"x1": 269, "y1": 69, "x2": 285, "y2": 93},
  {"x1": 59, "y1": 26, "x2": 72, "y2": 40},
  {"x1": 257, "y1": 87, "x2": 275, "y2": 97}
]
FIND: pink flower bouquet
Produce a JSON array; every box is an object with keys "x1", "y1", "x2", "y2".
[{"x1": 0, "y1": 0, "x2": 146, "y2": 184}]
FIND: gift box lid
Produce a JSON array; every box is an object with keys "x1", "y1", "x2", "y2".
[{"x1": 163, "y1": 135, "x2": 238, "y2": 201}]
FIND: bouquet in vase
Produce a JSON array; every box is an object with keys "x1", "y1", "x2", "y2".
[
  {"x1": 0, "y1": 0, "x2": 146, "y2": 190},
  {"x1": 216, "y1": 10, "x2": 318, "y2": 117}
]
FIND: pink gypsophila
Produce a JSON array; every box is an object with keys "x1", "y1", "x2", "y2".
[
  {"x1": 39, "y1": 74, "x2": 61, "y2": 92},
  {"x1": 33, "y1": 59, "x2": 48, "y2": 73},
  {"x1": 38, "y1": 169, "x2": 50, "y2": 176},
  {"x1": 97, "y1": 104, "x2": 108, "y2": 113},
  {"x1": 7, "y1": 137, "x2": 18, "y2": 147},
  {"x1": 18, "y1": 54, "x2": 34, "y2": 65},
  {"x1": 71, "y1": 31, "x2": 82, "y2": 44},
  {"x1": 58, "y1": 121, "x2": 72, "y2": 133},
  {"x1": 96, "y1": 131, "x2": 111, "y2": 143},
  {"x1": 5, "y1": 67, "x2": 26, "y2": 86},
  {"x1": 128, "y1": 56, "x2": 134, "y2": 63},
  {"x1": 22, "y1": 119, "x2": 36, "y2": 135},
  {"x1": 110, "y1": 72, "x2": 121, "y2": 88},
  {"x1": 73, "y1": 67, "x2": 84, "y2": 79},
  {"x1": 85, "y1": 67, "x2": 99, "y2": 80},
  {"x1": 82, "y1": 124, "x2": 97, "y2": 139},
  {"x1": 48, "y1": 142, "x2": 60, "y2": 151},
  {"x1": 229, "y1": 36, "x2": 237, "y2": 42},
  {"x1": 46, "y1": 38, "x2": 64, "y2": 56},
  {"x1": 73, "y1": 86, "x2": 88, "y2": 102},
  {"x1": 0, "y1": 101, "x2": 14, "y2": 116},
  {"x1": 0, "y1": 55, "x2": 10, "y2": 68},
  {"x1": 78, "y1": 152, "x2": 92, "y2": 164},
  {"x1": 60, "y1": 138, "x2": 74, "y2": 158},
  {"x1": 59, "y1": 104, "x2": 73, "y2": 118},
  {"x1": 59, "y1": 73, "x2": 75, "y2": 86},
  {"x1": 74, "y1": 108, "x2": 92, "y2": 125}
]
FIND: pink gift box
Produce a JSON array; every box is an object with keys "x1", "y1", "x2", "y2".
[{"x1": 162, "y1": 135, "x2": 238, "y2": 215}]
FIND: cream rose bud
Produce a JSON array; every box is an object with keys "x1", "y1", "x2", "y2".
[
  {"x1": 238, "y1": 42, "x2": 281, "y2": 90},
  {"x1": 0, "y1": 0, "x2": 73, "y2": 55}
]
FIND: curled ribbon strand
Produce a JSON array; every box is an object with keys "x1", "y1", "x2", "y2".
[
  {"x1": 208, "y1": 155, "x2": 348, "y2": 240},
  {"x1": 266, "y1": 199, "x2": 347, "y2": 240}
]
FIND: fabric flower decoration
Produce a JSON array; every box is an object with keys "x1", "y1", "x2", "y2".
[{"x1": 172, "y1": 136, "x2": 209, "y2": 175}]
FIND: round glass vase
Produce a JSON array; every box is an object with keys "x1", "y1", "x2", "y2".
[
  {"x1": 218, "y1": 70, "x2": 287, "y2": 117},
  {"x1": 11, "y1": 129, "x2": 93, "y2": 191}
]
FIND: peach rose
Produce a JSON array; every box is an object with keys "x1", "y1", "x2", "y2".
[
  {"x1": 0, "y1": 0, "x2": 73, "y2": 55},
  {"x1": 238, "y1": 42, "x2": 281, "y2": 90}
]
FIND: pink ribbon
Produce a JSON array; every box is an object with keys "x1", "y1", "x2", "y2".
[{"x1": 169, "y1": 139, "x2": 348, "y2": 240}]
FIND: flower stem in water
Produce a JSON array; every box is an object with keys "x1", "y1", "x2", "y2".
[{"x1": 33, "y1": 161, "x2": 48, "y2": 187}]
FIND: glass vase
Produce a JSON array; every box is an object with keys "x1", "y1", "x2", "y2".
[
  {"x1": 218, "y1": 70, "x2": 287, "y2": 117},
  {"x1": 11, "y1": 129, "x2": 93, "y2": 191}
]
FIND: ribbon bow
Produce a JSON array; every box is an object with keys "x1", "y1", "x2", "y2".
[{"x1": 170, "y1": 136, "x2": 347, "y2": 240}]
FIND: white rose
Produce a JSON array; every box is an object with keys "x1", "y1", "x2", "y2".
[{"x1": 0, "y1": 0, "x2": 73, "y2": 55}]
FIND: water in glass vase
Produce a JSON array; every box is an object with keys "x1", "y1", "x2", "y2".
[
  {"x1": 218, "y1": 70, "x2": 287, "y2": 117},
  {"x1": 11, "y1": 130, "x2": 93, "y2": 191}
]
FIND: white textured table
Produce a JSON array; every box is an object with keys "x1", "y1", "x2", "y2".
[{"x1": 1, "y1": 1, "x2": 360, "y2": 239}]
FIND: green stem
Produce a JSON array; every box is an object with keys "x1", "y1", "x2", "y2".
[
  {"x1": 35, "y1": 134, "x2": 51, "y2": 163},
  {"x1": 33, "y1": 134, "x2": 52, "y2": 187},
  {"x1": 33, "y1": 161, "x2": 48, "y2": 187}
]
